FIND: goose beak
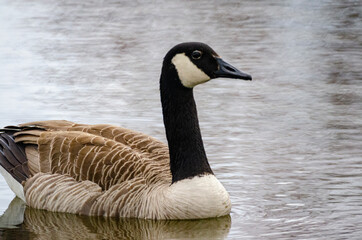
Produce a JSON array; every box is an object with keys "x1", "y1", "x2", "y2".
[{"x1": 213, "y1": 58, "x2": 252, "y2": 80}]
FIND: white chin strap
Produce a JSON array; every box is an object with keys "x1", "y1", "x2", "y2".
[{"x1": 171, "y1": 53, "x2": 210, "y2": 88}]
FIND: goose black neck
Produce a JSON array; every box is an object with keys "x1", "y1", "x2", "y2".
[{"x1": 160, "y1": 65, "x2": 213, "y2": 183}]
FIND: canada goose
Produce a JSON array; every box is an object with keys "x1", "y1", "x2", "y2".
[{"x1": 0, "y1": 42, "x2": 252, "y2": 220}]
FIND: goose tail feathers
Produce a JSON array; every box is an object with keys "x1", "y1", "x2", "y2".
[{"x1": 0, "y1": 129, "x2": 30, "y2": 202}]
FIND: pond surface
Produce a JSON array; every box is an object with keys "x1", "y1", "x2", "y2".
[{"x1": 0, "y1": 0, "x2": 361, "y2": 239}]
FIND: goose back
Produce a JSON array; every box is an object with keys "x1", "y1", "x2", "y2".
[{"x1": 15, "y1": 120, "x2": 171, "y2": 190}]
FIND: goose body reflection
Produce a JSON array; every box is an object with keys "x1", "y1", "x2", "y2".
[{"x1": 0, "y1": 197, "x2": 231, "y2": 239}]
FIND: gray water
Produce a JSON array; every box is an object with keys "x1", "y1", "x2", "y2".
[{"x1": 0, "y1": 0, "x2": 361, "y2": 239}]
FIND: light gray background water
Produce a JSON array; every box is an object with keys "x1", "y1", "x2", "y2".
[{"x1": 0, "y1": 0, "x2": 361, "y2": 239}]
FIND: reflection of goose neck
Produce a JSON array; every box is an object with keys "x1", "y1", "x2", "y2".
[{"x1": 160, "y1": 66, "x2": 213, "y2": 183}]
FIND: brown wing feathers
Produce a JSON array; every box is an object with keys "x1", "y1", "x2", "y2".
[
  {"x1": 1, "y1": 120, "x2": 171, "y2": 218},
  {"x1": 1, "y1": 121, "x2": 170, "y2": 187},
  {"x1": 0, "y1": 121, "x2": 173, "y2": 217},
  {"x1": 34, "y1": 130, "x2": 170, "y2": 190}
]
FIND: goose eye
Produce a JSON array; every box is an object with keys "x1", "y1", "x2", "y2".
[{"x1": 191, "y1": 50, "x2": 202, "y2": 60}]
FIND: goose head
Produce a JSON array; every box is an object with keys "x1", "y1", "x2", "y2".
[{"x1": 162, "y1": 42, "x2": 252, "y2": 88}]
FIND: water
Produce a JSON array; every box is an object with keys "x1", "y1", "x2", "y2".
[{"x1": 0, "y1": 0, "x2": 361, "y2": 239}]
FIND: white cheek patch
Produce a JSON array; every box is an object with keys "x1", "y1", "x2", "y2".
[{"x1": 171, "y1": 53, "x2": 211, "y2": 88}]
